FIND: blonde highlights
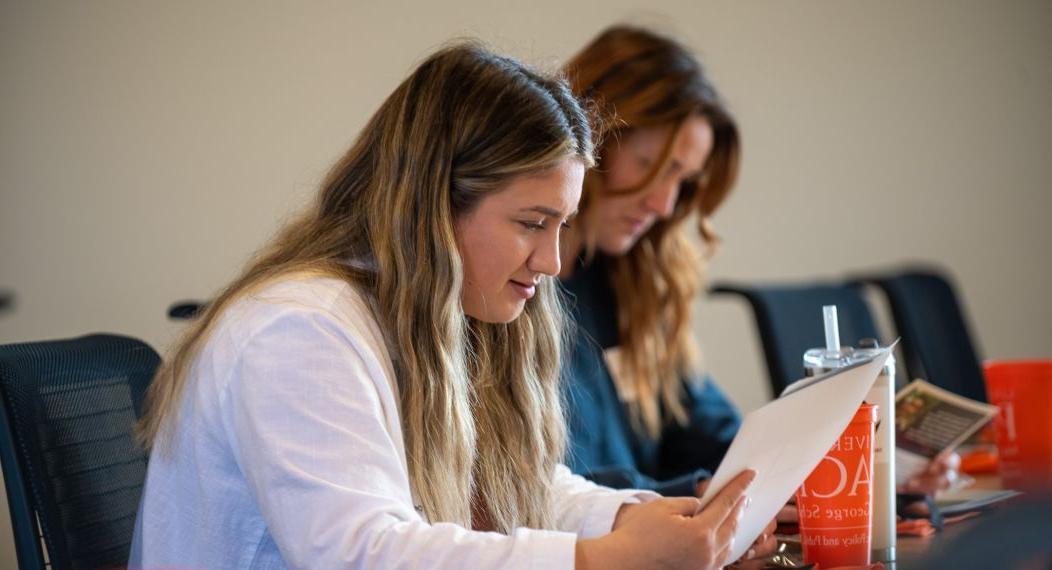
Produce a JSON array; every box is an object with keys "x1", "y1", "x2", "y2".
[
  {"x1": 139, "y1": 42, "x2": 594, "y2": 533},
  {"x1": 565, "y1": 25, "x2": 741, "y2": 439}
]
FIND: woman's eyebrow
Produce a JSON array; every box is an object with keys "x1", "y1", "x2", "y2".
[{"x1": 518, "y1": 206, "x2": 577, "y2": 218}]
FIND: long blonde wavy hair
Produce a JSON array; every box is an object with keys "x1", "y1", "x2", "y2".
[
  {"x1": 564, "y1": 25, "x2": 741, "y2": 439},
  {"x1": 137, "y1": 43, "x2": 595, "y2": 533}
]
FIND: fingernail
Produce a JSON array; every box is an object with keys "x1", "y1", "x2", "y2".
[{"x1": 747, "y1": 548, "x2": 756, "y2": 559}]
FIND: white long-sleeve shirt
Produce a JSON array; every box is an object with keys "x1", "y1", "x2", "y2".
[{"x1": 131, "y1": 274, "x2": 654, "y2": 569}]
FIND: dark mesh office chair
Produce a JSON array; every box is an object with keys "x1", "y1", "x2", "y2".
[
  {"x1": 855, "y1": 268, "x2": 987, "y2": 402},
  {"x1": 0, "y1": 334, "x2": 160, "y2": 569},
  {"x1": 711, "y1": 280, "x2": 882, "y2": 397}
]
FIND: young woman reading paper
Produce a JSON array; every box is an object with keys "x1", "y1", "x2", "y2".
[{"x1": 131, "y1": 42, "x2": 756, "y2": 569}]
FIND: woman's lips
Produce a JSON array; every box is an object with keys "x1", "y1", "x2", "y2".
[
  {"x1": 624, "y1": 217, "x2": 648, "y2": 233},
  {"x1": 509, "y1": 280, "x2": 536, "y2": 299}
]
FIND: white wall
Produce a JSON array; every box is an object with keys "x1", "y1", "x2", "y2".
[{"x1": 1, "y1": 0, "x2": 1049, "y2": 564}]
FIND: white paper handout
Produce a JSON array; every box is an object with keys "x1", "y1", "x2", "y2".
[{"x1": 696, "y1": 349, "x2": 892, "y2": 563}]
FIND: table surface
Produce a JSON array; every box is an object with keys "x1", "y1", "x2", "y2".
[
  {"x1": 892, "y1": 512, "x2": 990, "y2": 569},
  {"x1": 779, "y1": 474, "x2": 1011, "y2": 569},
  {"x1": 892, "y1": 473, "x2": 1005, "y2": 569}
]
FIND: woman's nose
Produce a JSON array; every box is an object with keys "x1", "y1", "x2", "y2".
[{"x1": 642, "y1": 179, "x2": 680, "y2": 218}]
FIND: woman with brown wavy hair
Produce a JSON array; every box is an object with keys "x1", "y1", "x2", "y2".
[
  {"x1": 556, "y1": 25, "x2": 780, "y2": 561},
  {"x1": 131, "y1": 41, "x2": 757, "y2": 569},
  {"x1": 560, "y1": 25, "x2": 959, "y2": 529},
  {"x1": 560, "y1": 23, "x2": 742, "y2": 495}
]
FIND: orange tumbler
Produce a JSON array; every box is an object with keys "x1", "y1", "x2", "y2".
[
  {"x1": 985, "y1": 360, "x2": 1052, "y2": 491},
  {"x1": 796, "y1": 403, "x2": 877, "y2": 568}
]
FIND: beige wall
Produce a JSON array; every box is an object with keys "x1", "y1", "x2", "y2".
[{"x1": 1, "y1": 0, "x2": 1049, "y2": 564}]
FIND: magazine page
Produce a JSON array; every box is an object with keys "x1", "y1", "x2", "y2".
[{"x1": 894, "y1": 379, "x2": 998, "y2": 486}]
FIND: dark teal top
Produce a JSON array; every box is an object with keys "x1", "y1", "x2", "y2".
[{"x1": 561, "y1": 255, "x2": 741, "y2": 496}]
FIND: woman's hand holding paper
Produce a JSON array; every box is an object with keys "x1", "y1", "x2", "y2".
[
  {"x1": 582, "y1": 470, "x2": 756, "y2": 570},
  {"x1": 697, "y1": 477, "x2": 780, "y2": 564}
]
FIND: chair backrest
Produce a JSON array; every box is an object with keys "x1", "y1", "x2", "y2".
[
  {"x1": 711, "y1": 281, "x2": 881, "y2": 397},
  {"x1": 0, "y1": 334, "x2": 160, "y2": 569},
  {"x1": 167, "y1": 300, "x2": 208, "y2": 320},
  {"x1": 857, "y1": 269, "x2": 987, "y2": 402}
]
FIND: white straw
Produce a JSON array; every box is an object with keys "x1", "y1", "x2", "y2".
[{"x1": 823, "y1": 305, "x2": 841, "y2": 353}]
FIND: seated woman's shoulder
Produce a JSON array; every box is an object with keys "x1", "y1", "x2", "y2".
[{"x1": 209, "y1": 272, "x2": 382, "y2": 356}]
